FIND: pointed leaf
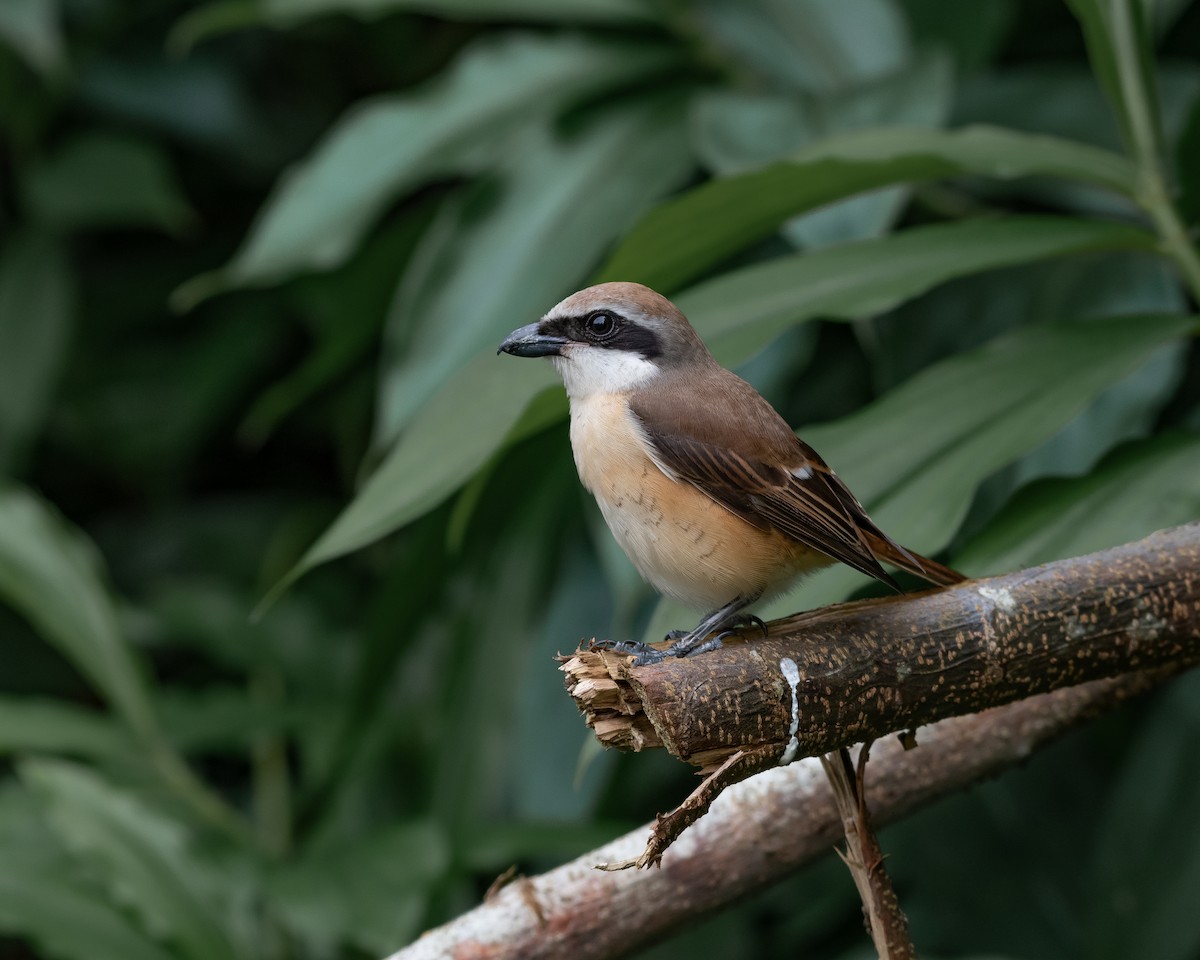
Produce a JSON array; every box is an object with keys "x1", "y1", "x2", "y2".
[
  {"x1": 23, "y1": 134, "x2": 195, "y2": 234},
  {"x1": 281, "y1": 354, "x2": 559, "y2": 585},
  {"x1": 0, "y1": 697, "x2": 132, "y2": 758},
  {"x1": 21, "y1": 760, "x2": 239, "y2": 960},
  {"x1": 0, "y1": 863, "x2": 179, "y2": 960},
  {"x1": 282, "y1": 215, "x2": 1156, "y2": 584},
  {"x1": 376, "y1": 95, "x2": 692, "y2": 442},
  {"x1": 693, "y1": 0, "x2": 910, "y2": 94},
  {"x1": 600, "y1": 125, "x2": 1137, "y2": 292},
  {"x1": 0, "y1": 487, "x2": 159, "y2": 742},
  {"x1": 0, "y1": 233, "x2": 71, "y2": 473},
  {"x1": 264, "y1": 0, "x2": 655, "y2": 24},
  {"x1": 269, "y1": 820, "x2": 449, "y2": 954},
  {"x1": 751, "y1": 311, "x2": 1197, "y2": 617},
  {"x1": 677, "y1": 216, "x2": 1157, "y2": 365},
  {"x1": 803, "y1": 313, "x2": 1197, "y2": 542},
  {"x1": 955, "y1": 431, "x2": 1200, "y2": 574},
  {"x1": 1088, "y1": 668, "x2": 1200, "y2": 960},
  {"x1": 183, "y1": 34, "x2": 675, "y2": 300},
  {"x1": 1067, "y1": 0, "x2": 1165, "y2": 164},
  {"x1": 0, "y1": 0, "x2": 63, "y2": 74}
]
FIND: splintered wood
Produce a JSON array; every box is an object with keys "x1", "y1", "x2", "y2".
[{"x1": 558, "y1": 650, "x2": 660, "y2": 751}]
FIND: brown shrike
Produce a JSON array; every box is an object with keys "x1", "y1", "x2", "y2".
[{"x1": 499, "y1": 281, "x2": 963, "y2": 665}]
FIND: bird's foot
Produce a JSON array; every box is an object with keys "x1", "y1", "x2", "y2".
[
  {"x1": 661, "y1": 613, "x2": 768, "y2": 658},
  {"x1": 589, "y1": 638, "x2": 669, "y2": 666},
  {"x1": 590, "y1": 609, "x2": 767, "y2": 666},
  {"x1": 734, "y1": 614, "x2": 769, "y2": 639}
]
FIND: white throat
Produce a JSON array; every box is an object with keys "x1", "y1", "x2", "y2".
[{"x1": 551, "y1": 345, "x2": 659, "y2": 399}]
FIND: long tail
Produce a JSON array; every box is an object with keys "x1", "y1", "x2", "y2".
[{"x1": 864, "y1": 530, "x2": 967, "y2": 588}]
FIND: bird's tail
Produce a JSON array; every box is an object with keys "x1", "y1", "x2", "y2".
[{"x1": 864, "y1": 530, "x2": 967, "y2": 588}]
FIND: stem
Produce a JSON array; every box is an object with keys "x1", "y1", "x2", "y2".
[
  {"x1": 1143, "y1": 177, "x2": 1200, "y2": 303},
  {"x1": 251, "y1": 667, "x2": 292, "y2": 858},
  {"x1": 820, "y1": 745, "x2": 916, "y2": 959},
  {"x1": 151, "y1": 742, "x2": 256, "y2": 846},
  {"x1": 1107, "y1": 0, "x2": 1200, "y2": 301}
]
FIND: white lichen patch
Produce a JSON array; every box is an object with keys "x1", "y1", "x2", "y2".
[
  {"x1": 779, "y1": 657, "x2": 801, "y2": 766},
  {"x1": 978, "y1": 585, "x2": 1017, "y2": 613},
  {"x1": 1128, "y1": 613, "x2": 1167, "y2": 642}
]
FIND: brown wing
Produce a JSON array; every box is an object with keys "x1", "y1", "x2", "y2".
[
  {"x1": 629, "y1": 371, "x2": 902, "y2": 588},
  {"x1": 629, "y1": 367, "x2": 965, "y2": 589}
]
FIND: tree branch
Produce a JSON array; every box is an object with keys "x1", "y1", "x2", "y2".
[
  {"x1": 563, "y1": 524, "x2": 1199, "y2": 771},
  {"x1": 389, "y1": 667, "x2": 1186, "y2": 960},
  {"x1": 820, "y1": 743, "x2": 915, "y2": 959}
]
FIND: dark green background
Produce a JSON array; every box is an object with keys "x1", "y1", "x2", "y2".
[{"x1": 1, "y1": 0, "x2": 1199, "y2": 957}]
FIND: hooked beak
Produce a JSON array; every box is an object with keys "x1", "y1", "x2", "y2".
[{"x1": 497, "y1": 322, "x2": 566, "y2": 358}]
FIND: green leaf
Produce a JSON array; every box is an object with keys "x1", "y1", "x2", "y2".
[
  {"x1": 240, "y1": 213, "x2": 433, "y2": 444},
  {"x1": 1067, "y1": 0, "x2": 1166, "y2": 166},
  {"x1": 263, "y1": 0, "x2": 656, "y2": 24},
  {"x1": 21, "y1": 760, "x2": 240, "y2": 960},
  {"x1": 0, "y1": 697, "x2": 133, "y2": 758},
  {"x1": 277, "y1": 352, "x2": 558, "y2": 590},
  {"x1": 810, "y1": 313, "x2": 1195, "y2": 546},
  {"x1": 23, "y1": 134, "x2": 196, "y2": 234},
  {"x1": 871, "y1": 250, "x2": 1186, "y2": 509},
  {"x1": 156, "y1": 686, "x2": 298, "y2": 751},
  {"x1": 268, "y1": 820, "x2": 449, "y2": 954},
  {"x1": 678, "y1": 216, "x2": 1158, "y2": 366},
  {"x1": 693, "y1": 0, "x2": 910, "y2": 94},
  {"x1": 166, "y1": 1, "x2": 263, "y2": 56},
  {"x1": 0, "y1": 0, "x2": 64, "y2": 75},
  {"x1": 282, "y1": 215, "x2": 1155, "y2": 585},
  {"x1": 57, "y1": 302, "x2": 280, "y2": 487},
  {"x1": 900, "y1": 0, "x2": 1015, "y2": 71},
  {"x1": 751, "y1": 311, "x2": 1197, "y2": 618},
  {"x1": 0, "y1": 232, "x2": 71, "y2": 474},
  {"x1": 512, "y1": 546, "x2": 616, "y2": 821},
  {"x1": 600, "y1": 125, "x2": 1138, "y2": 292},
  {"x1": 1176, "y1": 89, "x2": 1200, "y2": 224},
  {"x1": 375, "y1": 95, "x2": 693, "y2": 443},
  {"x1": 179, "y1": 34, "x2": 676, "y2": 302},
  {"x1": 0, "y1": 878, "x2": 179, "y2": 960},
  {"x1": 0, "y1": 487, "x2": 160, "y2": 743},
  {"x1": 690, "y1": 54, "x2": 954, "y2": 250},
  {"x1": 783, "y1": 55, "x2": 953, "y2": 250},
  {"x1": 954, "y1": 430, "x2": 1200, "y2": 574},
  {"x1": 1088, "y1": 669, "x2": 1200, "y2": 960}
]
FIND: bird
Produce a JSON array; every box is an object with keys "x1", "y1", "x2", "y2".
[{"x1": 497, "y1": 281, "x2": 964, "y2": 665}]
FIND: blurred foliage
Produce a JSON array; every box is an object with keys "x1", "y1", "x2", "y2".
[{"x1": 1, "y1": 0, "x2": 1199, "y2": 958}]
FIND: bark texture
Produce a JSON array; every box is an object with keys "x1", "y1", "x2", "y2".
[
  {"x1": 562, "y1": 524, "x2": 1200, "y2": 774},
  {"x1": 389, "y1": 668, "x2": 1185, "y2": 960}
]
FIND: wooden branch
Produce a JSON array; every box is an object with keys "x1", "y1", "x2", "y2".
[
  {"x1": 562, "y1": 524, "x2": 1200, "y2": 774},
  {"x1": 389, "y1": 667, "x2": 1186, "y2": 960},
  {"x1": 820, "y1": 743, "x2": 915, "y2": 959},
  {"x1": 560, "y1": 524, "x2": 1200, "y2": 867}
]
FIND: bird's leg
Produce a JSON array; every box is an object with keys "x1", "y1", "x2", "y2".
[{"x1": 593, "y1": 593, "x2": 762, "y2": 666}]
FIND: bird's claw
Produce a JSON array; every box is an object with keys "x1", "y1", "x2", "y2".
[
  {"x1": 589, "y1": 638, "x2": 668, "y2": 666},
  {"x1": 742, "y1": 615, "x2": 768, "y2": 639},
  {"x1": 590, "y1": 613, "x2": 767, "y2": 665}
]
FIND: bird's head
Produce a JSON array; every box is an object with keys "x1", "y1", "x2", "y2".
[{"x1": 497, "y1": 282, "x2": 711, "y2": 398}]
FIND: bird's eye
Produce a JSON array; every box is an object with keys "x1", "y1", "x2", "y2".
[{"x1": 586, "y1": 311, "x2": 619, "y2": 339}]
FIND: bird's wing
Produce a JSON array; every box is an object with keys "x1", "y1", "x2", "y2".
[{"x1": 629, "y1": 384, "x2": 900, "y2": 588}]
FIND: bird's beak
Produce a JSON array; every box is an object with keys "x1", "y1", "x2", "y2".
[{"x1": 497, "y1": 322, "x2": 566, "y2": 358}]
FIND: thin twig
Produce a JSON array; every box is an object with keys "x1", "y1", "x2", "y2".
[{"x1": 821, "y1": 744, "x2": 915, "y2": 959}]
